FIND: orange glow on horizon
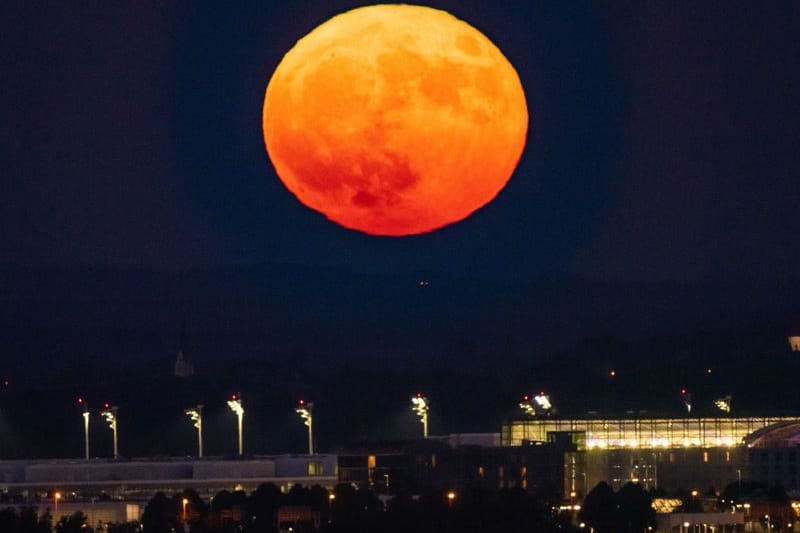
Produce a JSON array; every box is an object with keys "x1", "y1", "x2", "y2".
[{"x1": 263, "y1": 4, "x2": 528, "y2": 236}]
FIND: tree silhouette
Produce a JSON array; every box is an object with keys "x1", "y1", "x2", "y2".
[
  {"x1": 142, "y1": 492, "x2": 181, "y2": 533},
  {"x1": 580, "y1": 482, "x2": 617, "y2": 533},
  {"x1": 55, "y1": 511, "x2": 90, "y2": 533},
  {"x1": 616, "y1": 482, "x2": 655, "y2": 533}
]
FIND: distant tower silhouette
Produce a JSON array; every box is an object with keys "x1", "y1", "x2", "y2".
[{"x1": 174, "y1": 322, "x2": 195, "y2": 378}]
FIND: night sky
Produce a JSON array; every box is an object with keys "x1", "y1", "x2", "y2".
[
  {"x1": 1, "y1": 2, "x2": 799, "y2": 456},
  {"x1": 3, "y1": 1, "x2": 797, "y2": 282}
]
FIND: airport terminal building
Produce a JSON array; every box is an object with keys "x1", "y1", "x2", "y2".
[{"x1": 502, "y1": 416, "x2": 800, "y2": 496}]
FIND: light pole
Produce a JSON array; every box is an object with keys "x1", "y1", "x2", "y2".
[
  {"x1": 185, "y1": 405, "x2": 203, "y2": 458},
  {"x1": 78, "y1": 398, "x2": 90, "y2": 460},
  {"x1": 227, "y1": 394, "x2": 244, "y2": 456},
  {"x1": 411, "y1": 394, "x2": 429, "y2": 438},
  {"x1": 520, "y1": 392, "x2": 553, "y2": 417},
  {"x1": 680, "y1": 388, "x2": 692, "y2": 414},
  {"x1": 100, "y1": 404, "x2": 119, "y2": 459},
  {"x1": 328, "y1": 493, "x2": 335, "y2": 524},
  {"x1": 295, "y1": 400, "x2": 314, "y2": 455},
  {"x1": 519, "y1": 394, "x2": 536, "y2": 416},
  {"x1": 182, "y1": 497, "x2": 189, "y2": 521},
  {"x1": 54, "y1": 491, "x2": 62, "y2": 521},
  {"x1": 715, "y1": 395, "x2": 732, "y2": 414},
  {"x1": 743, "y1": 503, "x2": 751, "y2": 532}
]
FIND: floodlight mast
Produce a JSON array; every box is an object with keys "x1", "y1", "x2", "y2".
[
  {"x1": 227, "y1": 394, "x2": 244, "y2": 456},
  {"x1": 715, "y1": 395, "x2": 732, "y2": 414},
  {"x1": 78, "y1": 398, "x2": 90, "y2": 460},
  {"x1": 295, "y1": 400, "x2": 314, "y2": 455},
  {"x1": 100, "y1": 404, "x2": 119, "y2": 459},
  {"x1": 680, "y1": 389, "x2": 692, "y2": 414},
  {"x1": 519, "y1": 391, "x2": 553, "y2": 417},
  {"x1": 185, "y1": 405, "x2": 203, "y2": 458},
  {"x1": 411, "y1": 394, "x2": 429, "y2": 438}
]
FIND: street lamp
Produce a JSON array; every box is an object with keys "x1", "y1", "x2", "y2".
[
  {"x1": 77, "y1": 398, "x2": 90, "y2": 460},
  {"x1": 100, "y1": 404, "x2": 119, "y2": 459},
  {"x1": 447, "y1": 491, "x2": 456, "y2": 507},
  {"x1": 411, "y1": 394, "x2": 429, "y2": 438},
  {"x1": 54, "y1": 491, "x2": 62, "y2": 521},
  {"x1": 182, "y1": 497, "x2": 189, "y2": 521},
  {"x1": 519, "y1": 395, "x2": 536, "y2": 417},
  {"x1": 227, "y1": 394, "x2": 244, "y2": 456},
  {"x1": 295, "y1": 400, "x2": 314, "y2": 455},
  {"x1": 185, "y1": 405, "x2": 203, "y2": 458},
  {"x1": 680, "y1": 389, "x2": 692, "y2": 414},
  {"x1": 328, "y1": 493, "x2": 335, "y2": 523}
]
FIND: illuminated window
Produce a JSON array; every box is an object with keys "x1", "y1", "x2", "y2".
[
  {"x1": 368, "y1": 455, "x2": 376, "y2": 469},
  {"x1": 478, "y1": 466, "x2": 485, "y2": 477},
  {"x1": 431, "y1": 454, "x2": 437, "y2": 468},
  {"x1": 703, "y1": 451, "x2": 709, "y2": 463},
  {"x1": 521, "y1": 466, "x2": 527, "y2": 477},
  {"x1": 308, "y1": 461, "x2": 324, "y2": 476},
  {"x1": 789, "y1": 336, "x2": 800, "y2": 352},
  {"x1": 498, "y1": 466, "x2": 504, "y2": 479},
  {"x1": 726, "y1": 451, "x2": 731, "y2": 462}
]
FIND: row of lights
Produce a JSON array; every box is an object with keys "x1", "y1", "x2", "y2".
[
  {"x1": 76, "y1": 393, "x2": 433, "y2": 459},
  {"x1": 75, "y1": 395, "x2": 314, "y2": 459},
  {"x1": 583, "y1": 437, "x2": 738, "y2": 449},
  {"x1": 519, "y1": 389, "x2": 732, "y2": 418}
]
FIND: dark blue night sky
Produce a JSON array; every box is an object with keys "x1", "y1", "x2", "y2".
[
  {"x1": 1, "y1": 2, "x2": 799, "y2": 457},
  {"x1": 4, "y1": 1, "x2": 797, "y2": 282}
]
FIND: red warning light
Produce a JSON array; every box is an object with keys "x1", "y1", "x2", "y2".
[
  {"x1": 77, "y1": 398, "x2": 83, "y2": 404},
  {"x1": 104, "y1": 402, "x2": 109, "y2": 408},
  {"x1": 680, "y1": 389, "x2": 687, "y2": 395},
  {"x1": 299, "y1": 399, "x2": 304, "y2": 405}
]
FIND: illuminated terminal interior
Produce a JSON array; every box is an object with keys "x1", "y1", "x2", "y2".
[{"x1": 502, "y1": 417, "x2": 800, "y2": 449}]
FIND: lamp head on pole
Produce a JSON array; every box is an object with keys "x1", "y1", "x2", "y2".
[
  {"x1": 100, "y1": 405, "x2": 117, "y2": 428},
  {"x1": 295, "y1": 400, "x2": 313, "y2": 427},
  {"x1": 411, "y1": 394, "x2": 429, "y2": 421},
  {"x1": 227, "y1": 395, "x2": 244, "y2": 416},
  {"x1": 185, "y1": 405, "x2": 203, "y2": 428}
]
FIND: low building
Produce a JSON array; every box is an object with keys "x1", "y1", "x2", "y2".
[
  {"x1": 745, "y1": 421, "x2": 800, "y2": 493},
  {"x1": 0, "y1": 454, "x2": 337, "y2": 502},
  {"x1": 337, "y1": 435, "x2": 576, "y2": 498},
  {"x1": 656, "y1": 511, "x2": 744, "y2": 532}
]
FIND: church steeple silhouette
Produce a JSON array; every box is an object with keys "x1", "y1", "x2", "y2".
[{"x1": 174, "y1": 321, "x2": 195, "y2": 378}]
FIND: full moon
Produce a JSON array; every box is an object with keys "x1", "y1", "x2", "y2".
[{"x1": 263, "y1": 4, "x2": 528, "y2": 236}]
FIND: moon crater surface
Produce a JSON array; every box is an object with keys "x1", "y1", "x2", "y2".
[{"x1": 263, "y1": 4, "x2": 528, "y2": 236}]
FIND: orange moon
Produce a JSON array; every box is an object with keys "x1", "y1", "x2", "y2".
[{"x1": 262, "y1": 4, "x2": 528, "y2": 236}]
